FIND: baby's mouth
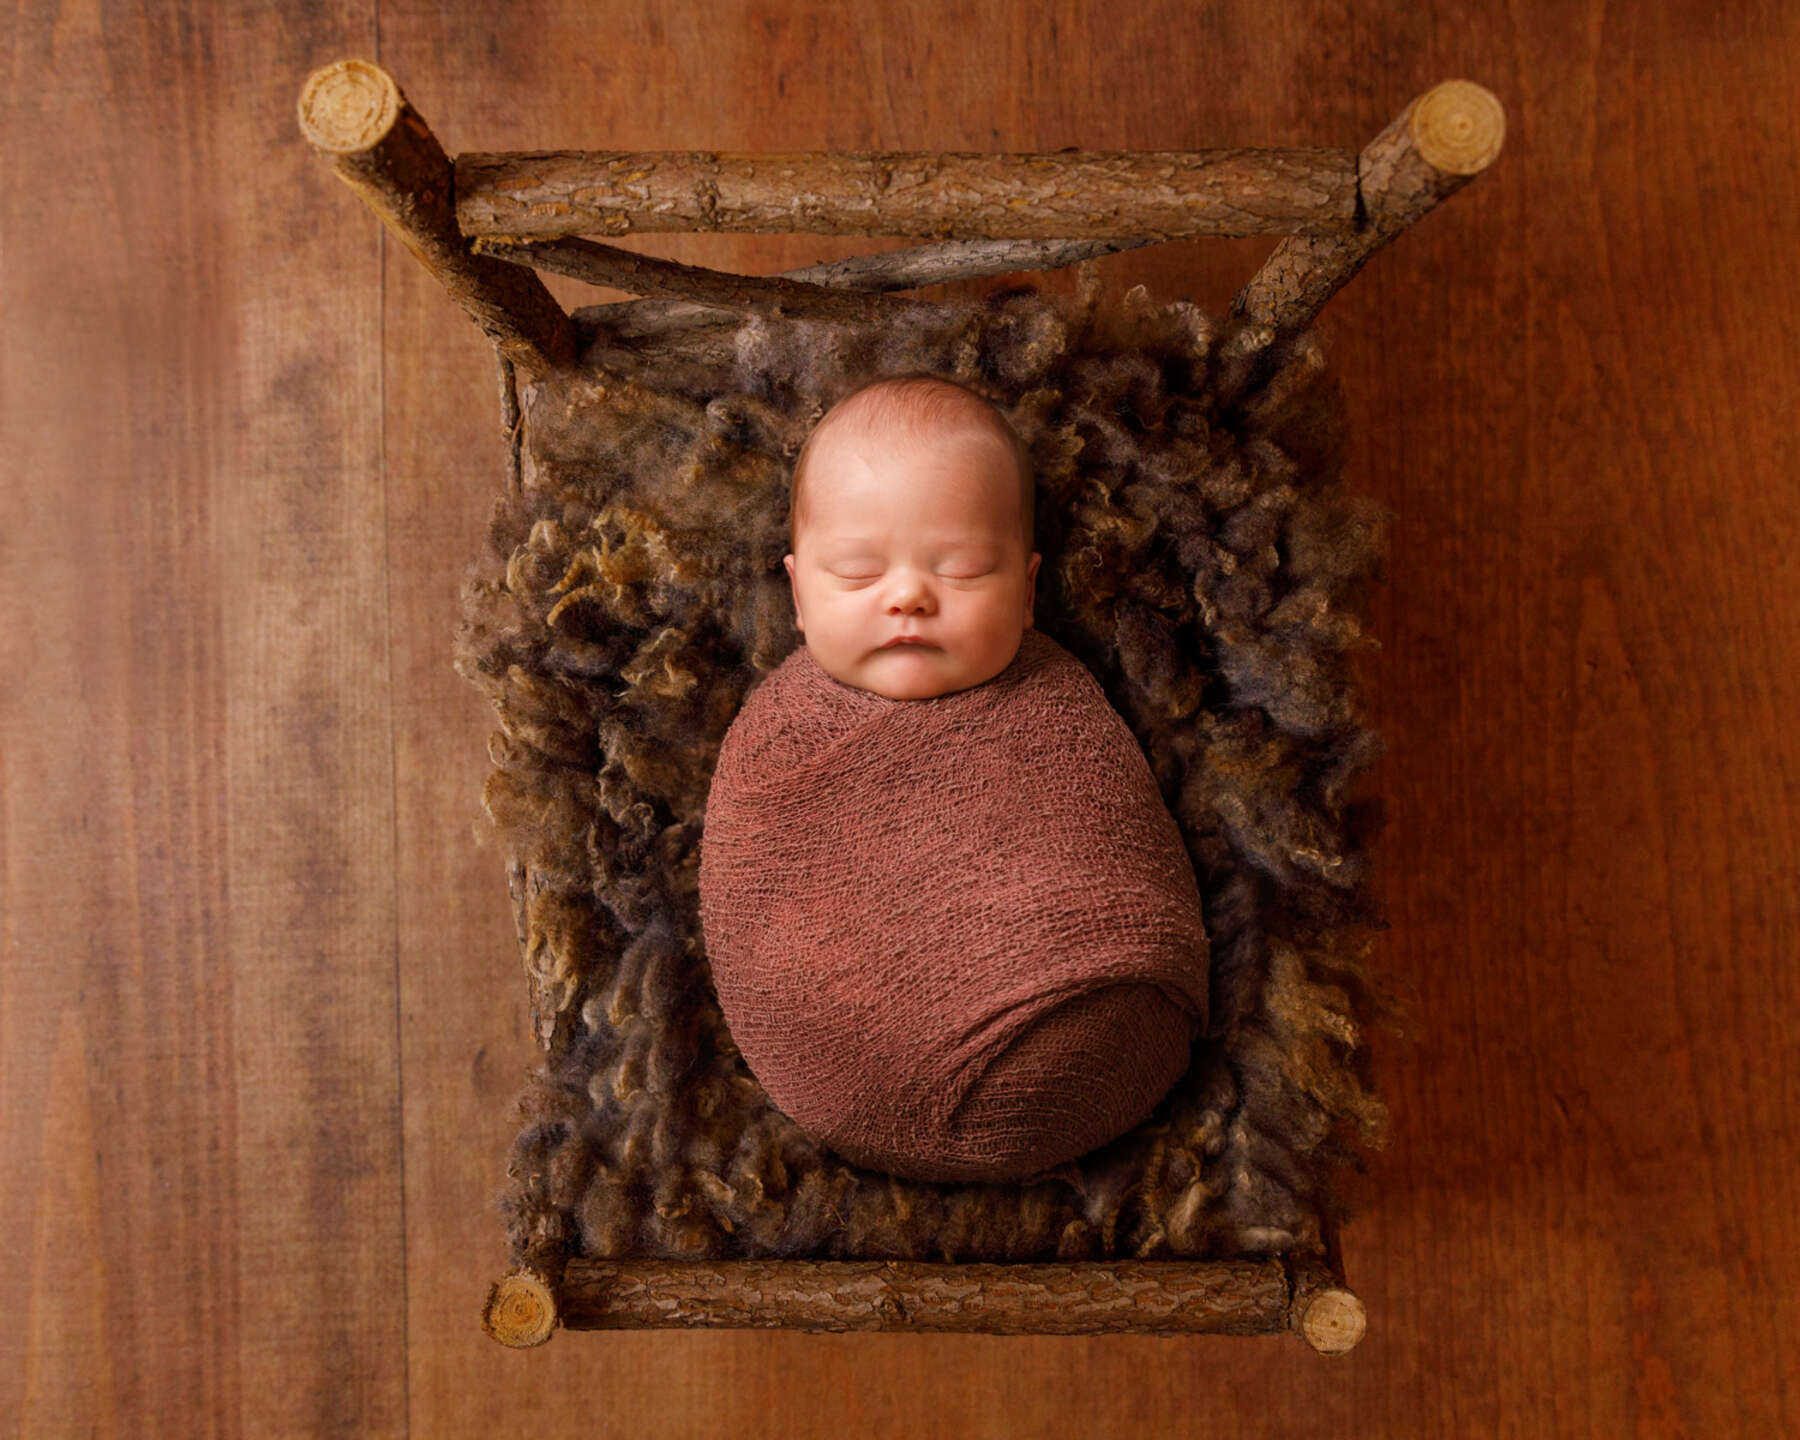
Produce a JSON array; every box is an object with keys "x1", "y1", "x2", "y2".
[{"x1": 882, "y1": 637, "x2": 933, "y2": 648}]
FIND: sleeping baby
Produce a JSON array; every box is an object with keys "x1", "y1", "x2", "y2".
[{"x1": 697, "y1": 373, "x2": 1212, "y2": 1184}]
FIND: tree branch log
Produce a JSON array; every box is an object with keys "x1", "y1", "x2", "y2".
[
  {"x1": 454, "y1": 148, "x2": 1359, "y2": 242},
  {"x1": 1233, "y1": 79, "x2": 1505, "y2": 338},
  {"x1": 482, "y1": 1257, "x2": 1296, "y2": 1341},
  {"x1": 772, "y1": 236, "x2": 1158, "y2": 292},
  {"x1": 562, "y1": 236, "x2": 1158, "y2": 337},
  {"x1": 1211, "y1": 79, "x2": 1505, "y2": 409},
  {"x1": 471, "y1": 235, "x2": 948, "y2": 325},
  {"x1": 297, "y1": 59, "x2": 578, "y2": 375}
]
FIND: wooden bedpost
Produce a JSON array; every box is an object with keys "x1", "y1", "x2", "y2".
[
  {"x1": 483, "y1": 1265, "x2": 561, "y2": 1348},
  {"x1": 482, "y1": 1235, "x2": 571, "y2": 1348},
  {"x1": 1284, "y1": 1222, "x2": 1368, "y2": 1356},
  {"x1": 297, "y1": 59, "x2": 578, "y2": 375},
  {"x1": 1231, "y1": 79, "x2": 1505, "y2": 348}
]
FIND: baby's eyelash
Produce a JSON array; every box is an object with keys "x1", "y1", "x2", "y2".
[{"x1": 829, "y1": 571, "x2": 992, "y2": 582}]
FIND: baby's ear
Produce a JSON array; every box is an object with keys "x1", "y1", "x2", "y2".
[{"x1": 783, "y1": 554, "x2": 804, "y2": 631}]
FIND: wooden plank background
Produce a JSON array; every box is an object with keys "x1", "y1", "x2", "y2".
[{"x1": 3, "y1": 1, "x2": 1795, "y2": 1435}]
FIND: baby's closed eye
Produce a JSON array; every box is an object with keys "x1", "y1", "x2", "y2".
[{"x1": 830, "y1": 569, "x2": 994, "y2": 586}]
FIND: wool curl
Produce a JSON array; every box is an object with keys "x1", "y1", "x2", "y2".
[{"x1": 454, "y1": 278, "x2": 1400, "y2": 1267}]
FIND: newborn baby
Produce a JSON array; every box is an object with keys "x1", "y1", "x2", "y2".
[{"x1": 699, "y1": 374, "x2": 1212, "y2": 1184}]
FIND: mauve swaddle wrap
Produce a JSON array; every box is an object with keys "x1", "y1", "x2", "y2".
[{"x1": 698, "y1": 628, "x2": 1211, "y2": 1183}]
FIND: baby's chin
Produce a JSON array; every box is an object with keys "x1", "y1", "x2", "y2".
[
  {"x1": 864, "y1": 674, "x2": 960, "y2": 701},
  {"x1": 850, "y1": 646, "x2": 1015, "y2": 700}
]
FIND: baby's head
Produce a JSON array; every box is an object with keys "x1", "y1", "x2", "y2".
[{"x1": 783, "y1": 374, "x2": 1041, "y2": 701}]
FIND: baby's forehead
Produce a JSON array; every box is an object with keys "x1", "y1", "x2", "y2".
[
  {"x1": 819, "y1": 403, "x2": 999, "y2": 458},
  {"x1": 794, "y1": 384, "x2": 1026, "y2": 542},
  {"x1": 812, "y1": 425, "x2": 1016, "y2": 514}
]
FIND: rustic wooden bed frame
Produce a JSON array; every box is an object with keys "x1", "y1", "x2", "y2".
[{"x1": 297, "y1": 59, "x2": 1502, "y2": 1355}]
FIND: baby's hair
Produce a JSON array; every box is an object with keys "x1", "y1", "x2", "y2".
[{"x1": 787, "y1": 373, "x2": 1036, "y2": 556}]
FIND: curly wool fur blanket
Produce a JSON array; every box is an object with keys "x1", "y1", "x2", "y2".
[
  {"x1": 698, "y1": 626, "x2": 1212, "y2": 1183},
  {"x1": 476, "y1": 284, "x2": 1394, "y2": 1264}
]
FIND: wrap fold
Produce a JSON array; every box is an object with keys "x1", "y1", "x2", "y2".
[{"x1": 698, "y1": 628, "x2": 1211, "y2": 1182}]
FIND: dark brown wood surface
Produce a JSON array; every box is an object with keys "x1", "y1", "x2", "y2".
[{"x1": 3, "y1": 2, "x2": 1795, "y2": 1435}]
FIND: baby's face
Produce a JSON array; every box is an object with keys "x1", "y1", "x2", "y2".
[{"x1": 783, "y1": 424, "x2": 1041, "y2": 701}]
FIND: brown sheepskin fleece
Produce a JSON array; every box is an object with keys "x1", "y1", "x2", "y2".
[{"x1": 454, "y1": 277, "x2": 1397, "y2": 1266}]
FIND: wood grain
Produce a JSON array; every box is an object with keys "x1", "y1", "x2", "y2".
[
  {"x1": 3, "y1": 0, "x2": 1797, "y2": 1436},
  {"x1": 0, "y1": 3, "x2": 407, "y2": 1435}
]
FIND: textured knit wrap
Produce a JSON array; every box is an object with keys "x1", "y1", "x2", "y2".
[{"x1": 697, "y1": 628, "x2": 1212, "y2": 1183}]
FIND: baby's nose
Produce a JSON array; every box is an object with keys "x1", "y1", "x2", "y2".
[{"x1": 886, "y1": 573, "x2": 935, "y2": 609}]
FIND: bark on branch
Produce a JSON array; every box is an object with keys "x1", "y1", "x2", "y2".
[
  {"x1": 471, "y1": 235, "x2": 947, "y2": 325},
  {"x1": 1233, "y1": 79, "x2": 1506, "y2": 337},
  {"x1": 484, "y1": 1257, "x2": 1295, "y2": 1341},
  {"x1": 559, "y1": 236, "x2": 1157, "y2": 337},
  {"x1": 1287, "y1": 1228, "x2": 1369, "y2": 1356},
  {"x1": 297, "y1": 59, "x2": 578, "y2": 374},
  {"x1": 454, "y1": 148, "x2": 1359, "y2": 242}
]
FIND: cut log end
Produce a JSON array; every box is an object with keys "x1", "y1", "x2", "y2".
[
  {"x1": 1409, "y1": 80, "x2": 1506, "y2": 177},
  {"x1": 1298, "y1": 1286, "x2": 1367, "y2": 1356},
  {"x1": 298, "y1": 58, "x2": 402, "y2": 156},
  {"x1": 483, "y1": 1269, "x2": 559, "y2": 1348}
]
